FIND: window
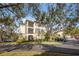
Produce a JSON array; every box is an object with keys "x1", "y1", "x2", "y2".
[
  {"x1": 28, "y1": 28, "x2": 33, "y2": 34},
  {"x1": 28, "y1": 21, "x2": 34, "y2": 27}
]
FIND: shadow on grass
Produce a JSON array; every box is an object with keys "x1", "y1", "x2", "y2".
[
  {"x1": 32, "y1": 44, "x2": 79, "y2": 56},
  {"x1": 0, "y1": 43, "x2": 79, "y2": 56},
  {"x1": 0, "y1": 44, "x2": 34, "y2": 53}
]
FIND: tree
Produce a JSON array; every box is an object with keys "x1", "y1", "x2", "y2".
[
  {"x1": 30, "y1": 3, "x2": 79, "y2": 40},
  {"x1": 63, "y1": 26, "x2": 79, "y2": 37},
  {"x1": 0, "y1": 3, "x2": 79, "y2": 42},
  {"x1": 0, "y1": 3, "x2": 41, "y2": 42}
]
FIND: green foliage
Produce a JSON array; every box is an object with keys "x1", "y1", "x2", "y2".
[
  {"x1": 0, "y1": 4, "x2": 25, "y2": 19},
  {"x1": 64, "y1": 27, "x2": 79, "y2": 36},
  {"x1": 35, "y1": 39, "x2": 42, "y2": 44},
  {"x1": 0, "y1": 3, "x2": 79, "y2": 42},
  {"x1": 44, "y1": 32, "x2": 50, "y2": 41},
  {"x1": 10, "y1": 33, "x2": 19, "y2": 41},
  {"x1": 0, "y1": 17, "x2": 18, "y2": 42},
  {"x1": 0, "y1": 42, "x2": 17, "y2": 45},
  {"x1": 16, "y1": 39, "x2": 27, "y2": 43},
  {"x1": 52, "y1": 34, "x2": 60, "y2": 41}
]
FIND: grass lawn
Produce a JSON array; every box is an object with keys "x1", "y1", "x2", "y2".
[
  {"x1": 0, "y1": 42, "x2": 18, "y2": 45},
  {"x1": 0, "y1": 41, "x2": 69, "y2": 56},
  {"x1": 0, "y1": 51, "x2": 70, "y2": 56},
  {"x1": 0, "y1": 51, "x2": 43, "y2": 56},
  {"x1": 0, "y1": 41, "x2": 62, "y2": 45},
  {"x1": 23, "y1": 41, "x2": 63, "y2": 46},
  {"x1": 41, "y1": 41, "x2": 62, "y2": 45}
]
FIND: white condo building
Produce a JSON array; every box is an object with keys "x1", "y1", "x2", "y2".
[{"x1": 19, "y1": 20, "x2": 47, "y2": 40}]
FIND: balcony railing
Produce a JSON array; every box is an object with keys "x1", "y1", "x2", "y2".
[
  {"x1": 28, "y1": 28, "x2": 33, "y2": 34},
  {"x1": 28, "y1": 21, "x2": 34, "y2": 27}
]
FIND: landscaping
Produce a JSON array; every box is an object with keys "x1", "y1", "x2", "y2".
[
  {"x1": 0, "y1": 3, "x2": 79, "y2": 56},
  {"x1": 0, "y1": 41, "x2": 62, "y2": 45},
  {"x1": 0, "y1": 51, "x2": 43, "y2": 56},
  {"x1": 0, "y1": 51, "x2": 70, "y2": 56}
]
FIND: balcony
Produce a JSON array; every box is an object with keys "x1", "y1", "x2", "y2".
[
  {"x1": 28, "y1": 21, "x2": 34, "y2": 27},
  {"x1": 28, "y1": 28, "x2": 33, "y2": 34}
]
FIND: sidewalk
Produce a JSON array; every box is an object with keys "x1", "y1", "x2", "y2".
[
  {"x1": 46, "y1": 44, "x2": 79, "y2": 55},
  {"x1": 55, "y1": 44, "x2": 79, "y2": 50}
]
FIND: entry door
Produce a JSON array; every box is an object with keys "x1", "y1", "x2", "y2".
[{"x1": 28, "y1": 35, "x2": 33, "y2": 41}]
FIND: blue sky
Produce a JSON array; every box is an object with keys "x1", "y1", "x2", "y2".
[{"x1": 22, "y1": 3, "x2": 78, "y2": 25}]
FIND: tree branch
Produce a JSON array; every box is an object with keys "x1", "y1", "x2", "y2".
[{"x1": 0, "y1": 4, "x2": 20, "y2": 9}]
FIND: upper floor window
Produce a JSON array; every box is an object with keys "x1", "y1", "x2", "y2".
[
  {"x1": 28, "y1": 28, "x2": 33, "y2": 34},
  {"x1": 28, "y1": 21, "x2": 34, "y2": 27}
]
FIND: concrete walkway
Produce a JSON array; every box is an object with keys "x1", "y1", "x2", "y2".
[
  {"x1": 41, "y1": 44, "x2": 79, "y2": 55},
  {"x1": 55, "y1": 44, "x2": 79, "y2": 50}
]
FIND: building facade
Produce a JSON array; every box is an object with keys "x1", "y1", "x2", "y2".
[{"x1": 19, "y1": 20, "x2": 47, "y2": 40}]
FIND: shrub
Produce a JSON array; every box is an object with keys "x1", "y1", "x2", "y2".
[
  {"x1": 16, "y1": 39, "x2": 27, "y2": 43},
  {"x1": 44, "y1": 32, "x2": 50, "y2": 41},
  {"x1": 52, "y1": 34, "x2": 60, "y2": 41}
]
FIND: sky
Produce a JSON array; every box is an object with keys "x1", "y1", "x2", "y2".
[
  {"x1": 24, "y1": 3, "x2": 76, "y2": 18},
  {"x1": 17, "y1": 3, "x2": 79, "y2": 33},
  {"x1": 22, "y1": 3, "x2": 79, "y2": 27},
  {"x1": 23, "y1": 3, "x2": 48, "y2": 22}
]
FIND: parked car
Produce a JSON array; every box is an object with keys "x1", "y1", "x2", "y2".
[{"x1": 55, "y1": 37, "x2": 67, "y2": 42}]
